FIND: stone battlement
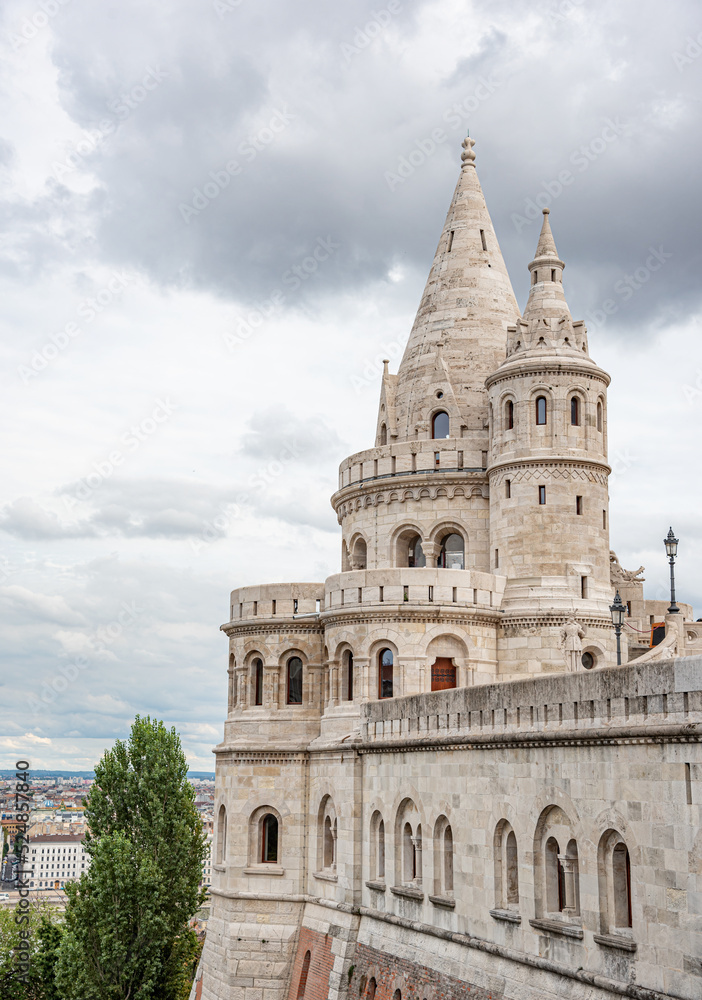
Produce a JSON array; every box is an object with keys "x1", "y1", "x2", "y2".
[{"x1": 361, "y1": 655, "x2": 702, "y2": 745}]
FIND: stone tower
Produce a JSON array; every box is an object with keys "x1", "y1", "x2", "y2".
[
  {"x1": 486, "y1": 207, "x2": 614, "y2": 677},
  {"x1": 189, "y1": 136, "x2": 702, "y2": 1000}
]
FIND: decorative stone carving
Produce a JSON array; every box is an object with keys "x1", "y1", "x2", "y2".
[
  {"x1": 610, "y1": 551, "x2": 645, "y2": 585},
  {"x1": 560, "y1": 618, "x2": 585, "y2": 672}
]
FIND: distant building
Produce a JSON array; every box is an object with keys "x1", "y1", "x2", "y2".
[{"x1": 28, "y1": 833, "x2": 89, "y2": 889}]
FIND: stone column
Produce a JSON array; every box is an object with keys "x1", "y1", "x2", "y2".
[
  {"x1": 236, "y1": 667, "x2": 248, "y2": 708},
  {"x1": 412, "y1": 835, "x2": 423, "y2": 884},
  {"x1": 355, "y1": 657, "x2": 371, "y2": 701},
  {"x1": 559, "y1": 855, "x2": 577, "y2": 915}
]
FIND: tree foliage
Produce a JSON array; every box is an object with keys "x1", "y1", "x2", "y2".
[
  {"x1": 0, "y1": 903, "x2": 63, "y2": 1000},
  {"x1": 55, "y1": 716, "x2": 208, "y2": 999}
]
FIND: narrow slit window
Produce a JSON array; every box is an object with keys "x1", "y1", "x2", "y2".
[
  {"x1": 495, "y1": 548, "x2": 499, "y2": 568},
  {"x1": 536, "y1": 396, "x2": 547, "y2": 425},
  {"x1": 434, "y1": 451, "x2": 440, "y2": 469},
  {"x1": 379, "y1": 648, "x2": 393, "y2": 699},
  {"x1": 480, "y1": 229, "x2": 487, "y2": 251},
  {"x1": 457, "y1": 450, "x2": 463, "y2": 469},
  {"x1": 505, "y1": 479, "x2": 511, "y2": 498},
  {"x1": 447, "y1": 230, "x2": 454, "y2": 252},
  {"x1": 505, "y1": 399, "x2": 514, "y2": 430},
  {"x1": 597, "y1": 400, "x2": 603, "y2": 431},
  {"x1": 254, "y1": 658, "x2": 263, "y2": 706},
  {"x1": 428, "y1": 586, "x2": 434, "y2": 602},
  {"x1": 570, "y1": 396, "x2": 580, "y2": 426},
  {"x1": 551, "y1": 268, "x2": 556, "y2": 282},
  {"x1": 532, "y1": 269, "x2": 537, "y2": 285},
  {"x1": 581, "y1": 576, "x2": 588, "y2": 599},
  {"x1": 272, "y1": 599, "x2": 276, "y2": 614},
  {"x1": 576, "y1": 495, "x2": 583, "y2": 515},
  {"x1": 603, "y1": 510, "x2": 607, "y2": 529},
  {"x1": 538, "y1": 485, "x2": 546, "y2": 505}
]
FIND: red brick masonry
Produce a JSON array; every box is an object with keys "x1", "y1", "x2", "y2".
[
  {"x1": 288, "y1": 926, "x2": 335, "y2": 1000},
  {"x1": 348, "y1": 942, "x2": 504, "y2": 1000}
]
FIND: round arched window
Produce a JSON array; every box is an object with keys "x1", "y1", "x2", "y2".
[
  {"x1": 287, "y1": 657, "x2": 303, "y2": 704},
  {"x1": 570, "y1": 396, "x2": 580, "y2": 426},
  {"x1": 438, "y1": 533, "x2": 464, "y2": 569},
  {"x1": 505, "y1": 399, "x2": 514, "y2": 430},
  {"x1": 535, "y1": 396, "x2": 547, "y2": 425},
  {"x1": 432, "y1": 411, "x2": 450, "y2": 439},
  {"x1": 379, "y1": 649, "x2": 393, "y2": 699}
]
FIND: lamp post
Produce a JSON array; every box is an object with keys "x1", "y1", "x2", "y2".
[
  {"x1": 664, "y1": 527, "x2": 679, "y2": 614},
  {"x1": 610, "y1": 590, "x2": 626, "y2": 666}
]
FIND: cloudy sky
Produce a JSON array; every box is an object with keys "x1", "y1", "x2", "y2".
[{"x1": 1, "y1": 0, "x2": 701, "y2": 772}]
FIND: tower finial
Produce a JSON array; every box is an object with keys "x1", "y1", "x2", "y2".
[
  {"x1": 534, "y1": 206, "x2": 558, "y2": 259},
  {"x1": 461, "y1": 134, "x2": 476, "y2": 168}
]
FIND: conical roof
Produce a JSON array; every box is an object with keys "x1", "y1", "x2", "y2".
[{"x1": 391, "y1": 136, "x2": 519, "y2": 442}]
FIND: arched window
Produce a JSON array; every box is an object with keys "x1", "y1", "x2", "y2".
[
  {"x1": 367, "y1": 979, "x2": 377, "y2": 999},
  {"x1": 378, "y1": 648, "x2": 393, "y2": 699},
  {"x1": 344, "y1": 650, "x2": 354, "y2": 701},
  {"x1": 323, "y1": 816, "x2": 334, "y2": 868},
  {"x1": 296, "y1": 950, "x2": 311, "y2": 999},
  {"x1": 536, "y1": 396, "x2": 547, "y2": 425},
  {"x1": 379, "y1": 423, "x2": 387, "y2": 445},
  {"x1": 597, "y1": 400, "x2": 603, "y2": 432},
  {"x1": 287, "y1": 656, "x2": 303, "y2": 705},
  {"x1": 261, "y1": 814, "x2": 279, "y2": 863},
  {"x1": 403, "y1": 822, "x2": 416, "y2": 882},
  {"x1": 253, "y1": 657, "x2": 263, "y2": 706},
  {"x1": 545, "y1": 836, "x2": 563, "y2": 913},
  {"x1": 438, "y1": 533, "x2": 464, "y2": 569},
  {"x1": 612, "y1": 842, "x2": 632, "y2": 928},
  {"x1": 393, "y1": 992, "x2": 402, "y2": 1000},
  {"x1": 216, "y1": 804, "x2": 227, "y2": 864},
  {"x1": 570, "y1": 396, "x2": 580, "y2": 426},
  {"x1": 408, "y1": 535, "x2": 426, "y2": 568},
  {"x1": 444, "y1": 824, "x2": 454, "y2": 893},
  {"x1": 228, "y1": 653, "x2": 236, "y2": 710},
  {"x1": 505, "y1": 831, "x2": 518, "y2": 905},
  {"x1": 432, "y1": 411, "x2": 449, "y2": 439},
  {"x1": 351, "y1": 537, "x2": 367, "y2": 570},
  {"x1": 505, "y1": 399, "x2": 514, "y2": 430},
  {"x1": 378, "y1": 819, "x2": 385, "y2": 879}
]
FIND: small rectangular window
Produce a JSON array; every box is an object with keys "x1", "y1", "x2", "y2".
[
  {"x1": 253, "y1": 601, "x2": 258, "y2": 615},
  {"x1": 434, "y1": 451, "x2": 440, "y2": 468},
  {"x1": 603, "y1": 510, "x2": 607, "y2": 529},
  {"x1": 581, "y1": 576, "x2": 588, "y2": 599},
  {"x1": 457, "y1": 451, "x2": 463, "y2": 469},
  {"x1": 428, "y1": 586, "x2": 434, "y2": 602},
  {"x1": 403, "y1": 585, "x2": 409, "y2": 602},
  {"x1": 316, "y1": 598, "x2": 321, "y2": 613},
  {"x1": 473, "y1": 588, "x2": 478, "y2": 604},
  {"x1": 480, "y1": 229, "x2": 487, "y2": 251},
  {"x1": 239, "y1": 603, "x2": 243, "y2": 618},
  {"x1": 452, "y1": 587, "x2": 457, "y2": 602},
  {"x1": 495, "y1": 548, "x2": 499, "y2": 568},
  {"x1": 358, "y1": 587, "x2": 362, "y2": 602},
  {"x1": 447, "y1": 230, "x2": 454, "y2": 252},
  {"x1": 272, "y1": 599, "x2": 276, "y2": 614},
  {"x1": 391, "y1": 456, "x2": 396, "y2": 474},
  {"x1": 576, "y1": 496, "x2": 583, "y2": 515},
  {"x1": 379, "y1": 586, "x2": 384, "y2": 602},
  {"x1": 293, "y1": 598, "x2": 299, "y2": 614},
  {"x1": 627, "y1": 601, "x2": 631, "y2": 616},
  {"x1": 538, "y1": 485, "x2": 546, "y2": 504},
  {"x1": 505, "y1": 479, "x2": 511, "y2": 498},
  {"x1": 374, "y1": 458, "x2": 378, "y2": 476},
  {"x1": 340, "y1": 590, "x2": 344, "y2": 606},
  {"x1": 551, "y1": 268, "x2": 556, "y2": 282},
  {"x1": 411, "y1": 452, "x2": 417, "y2": 471}
]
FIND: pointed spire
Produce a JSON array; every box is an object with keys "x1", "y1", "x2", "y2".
[
  {"x1": 506, "y1": 208, "x2": 590, "y2": 357},
  {"x1": 535, "y1": 207, "x2": 558, "y2": 258},
  {"x1": 390, "y1": 134, "x2": 519, "y2": 442}
]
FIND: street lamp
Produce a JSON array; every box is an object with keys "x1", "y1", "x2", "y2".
[
  {"x1": 610, "y1": 589, "x2": 626, "y2": 666},
  {"x1": 664, "y1": 527, "x2": 679, "y2": 614}
]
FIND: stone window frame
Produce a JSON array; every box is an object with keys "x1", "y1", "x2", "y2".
[
  {"x1": 389, "y1": 522, "x2": 425, "y2": 568},
  {"x1": 277, "y1": 647, "x2": 309, "y2": 707},
  {"x1": 393, "y1": 797, "x2": 423, "y2": 891},
  {"x1": 369, "y1": 809, "x2": 386, "y2": 884},
  {"x1": 316, "y1": 794, "x2": 338, "y2": 876},
  {"x1": 493, "y1": 818, "x2": 519, "y2": 912},
  {"x1": 244, "y1": 649, "x2": 266, "y2": 708},
  {"x1": 432, "y1": 814, "x2": 454, "y2": 899},
  {"x1": 598, "y1": 828, "x2": 634, "y2": 936},
  {"x1": 215, "y1": 802, "x2": 227, "y2": 866},
  {"x1": 248, "y1": 804, "x2": 283, "y2": 869},
  {"x1": 533, "y1": 805, "x2": 582, "y2": 925}
]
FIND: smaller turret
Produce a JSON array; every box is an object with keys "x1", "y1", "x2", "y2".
[{"x1": 506, "y1": 209, "x2": 588, "y2": 357}]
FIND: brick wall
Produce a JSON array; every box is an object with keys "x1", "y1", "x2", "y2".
[
  {"x1": 288, "y1": 926, "x2": 335, "y2": 1000},
  {"x1": 348, "y1": 942, "x2": 505, "y2": 1000}
]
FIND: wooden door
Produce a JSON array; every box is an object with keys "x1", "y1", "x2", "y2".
[{"x1": 431, "y1": 657, "x2": 456, "y2": 691}]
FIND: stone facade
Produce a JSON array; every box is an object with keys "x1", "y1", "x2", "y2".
[{"x1": 193, "y1": 136, "x2": 702, "y2": 1000}]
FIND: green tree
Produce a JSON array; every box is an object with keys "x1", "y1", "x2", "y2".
[
  {"x1": 0, "y1": 902, "x2": 63, "y2": 1000},
  {"x1": 55, "y1": 716, "x2": 207, "y2": 1000}
]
